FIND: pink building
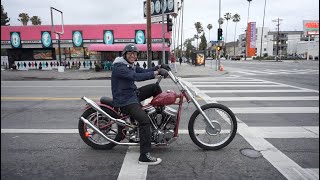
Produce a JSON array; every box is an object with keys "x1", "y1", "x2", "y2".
[{"x1": 1, "y1": 24, "x2": 171, "y2": 70}]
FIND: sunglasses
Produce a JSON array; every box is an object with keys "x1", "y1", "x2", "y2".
[{"x1": 127, "y1": 52, "x2": 138, "y2": 56}]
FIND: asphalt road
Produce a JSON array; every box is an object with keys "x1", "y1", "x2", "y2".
[{"x1": 1, "y1": 60, "x2": 319, "y2": 180}]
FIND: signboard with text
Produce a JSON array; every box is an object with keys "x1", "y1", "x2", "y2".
[
  {"x1": 303, "y1": 20, "x2": 319, "y2": 36},
  {"x1": 143, "y1": 0, "x2": 177, "y2": 18}
]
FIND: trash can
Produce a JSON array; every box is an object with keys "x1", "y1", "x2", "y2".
[{"x1": 58, "y1": 66, "x2": 64, "y2": 72}]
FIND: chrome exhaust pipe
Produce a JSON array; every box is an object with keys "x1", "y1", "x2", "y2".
[
  {"x1": 80, "y1": 116, "x2": 139, "y2": 146},
  {"x1": 82, "y1": 96, "x2": 135, "y2": 129}
]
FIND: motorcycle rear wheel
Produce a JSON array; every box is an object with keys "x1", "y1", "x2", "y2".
[
  {"x1": 78, "y1": 107, "x2": 124, "y2": 150},
  {"x1": 188, "y1": 103, "x2": 237, "y2": 150}
]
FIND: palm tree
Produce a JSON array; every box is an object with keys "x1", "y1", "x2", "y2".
[
  {"x1": 194, "y1": 22, "x2": 203, "y2": 50},
  {"x1": 207, "y1": 24, "x2": 213, "y2": 42},
  {"x1": 17, "y1": 13, "x2": 29, "y2": 26},
  {"x1": 232, "y1": 14, "x2": 241, "y2": 56},
  {"x1": 193, "y1": 34, "x2": 199, "y2": 50},
  {"x1": 30, "y1": 16, "x2": 41, "y2": 25},
  {"x1": 224, "y1": 13, "x2": 232, "y2": 43}
]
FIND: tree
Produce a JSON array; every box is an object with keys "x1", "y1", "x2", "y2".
[
  {"x1": 194, "y1": 22, "x2": 203, "y2": 50},
  {"x1": 18, "y1": 13, "x2": 29, "y2": 26},
  {"x1": 199, "y1": 33, "x2": 207, "y2": 50},
  {"x1": 183, "y1": 38, "x2": 195, "y2": 59},
  {"x1": 224, "y1": 13, "x2": 232, "y2": 43},
  {"x1": 30, "y1": 16, "x2": 41, "y2": 25},
  {"x1": 232, "y1": 13, "x2": 241, "y2": 56},
  {"x1": 1, "y1": 5, "x2": 10, "y2": 26},
  {"x1": 207, "y1": 24, "x2": 213, "y2": 42}
]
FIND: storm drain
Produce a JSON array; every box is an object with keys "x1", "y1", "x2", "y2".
[{"x1": 240, "y1": 148, "x2": 262, "y2": 158}]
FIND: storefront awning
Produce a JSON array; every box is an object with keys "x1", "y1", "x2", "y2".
[{"x1": 88, "y1": 44, "x2": 170, "y2": 52}]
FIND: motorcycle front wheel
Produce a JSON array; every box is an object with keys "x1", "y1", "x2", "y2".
[
  {"x1": 78, "y1": 107, "x2": 124, "y2": 150},
  {"x1": 188, "y1": 103, "x2": 237, "y2": 150}
]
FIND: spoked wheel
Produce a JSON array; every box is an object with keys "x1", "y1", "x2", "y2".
[
  {"x1": 188, "y1": 103, "x2": 237, "y2": 150},
  {"x1": 78, "y1": 107, "x2": 124, "y2": 150}
]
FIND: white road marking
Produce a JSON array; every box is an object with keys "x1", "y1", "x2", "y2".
[
  {"x1": 117, "y1": 146, "x2": 148, "y2": 180},
  {"x1": 1, "y1": 127, "x2": 318, "y2": 139},
  {"x1": 194, "y1": 84, "x2": 289, "y2": 87},
  {"x1": 1, "y1": 86, "x2": 109, "y2": 88},
  {"x1": 230, "y1": 107, "x2": 318, "y2": 114},
  {"x1": 249, "y1": 126, "x2": 319, "y2": 138},
  {"x1": 209, "y1": 96, "x2": 319, "y2": 101},
  {"x1": 190, "y1": 81, "x2": 273, "y2": 84},
  {"x1": 236, "y1": 71, "x2": 256, "y2": 75},
  {"x1": 183, "y1": 77, "x2": 320, "y2": 180},
  {"x1": 234, "y1": 69, "x2": 319, "y2": 75},
  {"x1": 1, "y1": 129, "x2": 78, "y2": 133},
  {"x1": 237, "y1": 122, "x2": 318, "y2": 180},
  {"x1": 201, "y1": 89, "x2": 317, "y2": 93}
]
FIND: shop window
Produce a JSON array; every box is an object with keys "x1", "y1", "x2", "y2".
[
  {"x1": 33, "y1": 49, "x2": 54, "y2": 60},
  {"x1": 152, "y1": 52, "x2": 159, "y2": 60},
  {"x1": 84, "y1": 47, "x2": 90, "y2": 59},
  {"x1": 138, "y1": 51, "x2": 147, "y2": 60},
  {"x1": 65, "y1": 48, "x2": 71, "y2": 60},
  {"x1": 89, "y1": 51, "x2": 101, "y2": 60},
  {"x1": 70, "y1": 47, "x2": 84, "y2": 58}
]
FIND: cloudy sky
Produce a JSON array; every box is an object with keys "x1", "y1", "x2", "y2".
[{"x1": 2, "y1": 0, "x2": 319, "y2": 46}]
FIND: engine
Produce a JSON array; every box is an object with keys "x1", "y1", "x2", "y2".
[{"x1": 144, "y1": 106, "x2": 178, "y2": 144}]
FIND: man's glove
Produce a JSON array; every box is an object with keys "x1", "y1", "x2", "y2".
[
  {"x1": 160, "y1": 64, "x2": 171, "y2": 71},
  {"x1": 158, "y1": 68, "x2": 169, "y2": 78}
]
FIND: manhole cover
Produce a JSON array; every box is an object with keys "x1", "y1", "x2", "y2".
[{"x1": 240, "y1": 148, "x2": 262, "y2": 158}]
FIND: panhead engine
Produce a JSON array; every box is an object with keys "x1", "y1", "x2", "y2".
[{"x1": 144, "y1": 105, "x2": 178, "y2": 144}]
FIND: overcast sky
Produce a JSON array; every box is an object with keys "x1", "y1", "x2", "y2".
[{"x1": 2, "y1": 0, "x2": 319, "y2": 46}]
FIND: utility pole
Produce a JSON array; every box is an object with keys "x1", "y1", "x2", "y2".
[
  {"x1": 180, "y1": 0, "x2": 184, "y2": 59},
  {"x1": 259, "y1": 0, "x2": 267, "y2": 58},
  {"x1": 272, "y1": 18, "x2": 283, "y2": 61},
  {"x1": 177, "y1": 3, "x2": 182, "y2": 60},
  {"x1": 161, "y1": 0, "x2": 165, "y2": 64},
  {"x1": 146, "y1": 0, "x2": 152, "y2": 68},
  {"x1": 218, "y1": 0, "x2": 221, "y2": 70}
]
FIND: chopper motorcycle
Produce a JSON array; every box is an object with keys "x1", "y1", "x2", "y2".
[{"x1": 78, "y1": 70, "x2": 237, "y2": 150}]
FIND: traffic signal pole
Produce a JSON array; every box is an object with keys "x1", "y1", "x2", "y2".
[
  {"x1": 146, "y1": 0, "x2": 152, "y2": 68},
  {"x1": 217, "y1": 0, "x2": 221, "y2": 71},
  {"x1": 161, "y1": 0, "x2": 165, "y2": 64}
]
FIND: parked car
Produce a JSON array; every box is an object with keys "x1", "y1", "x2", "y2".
[{"x1": 230, "y1": 56, "x2": 241, "y2": 61}]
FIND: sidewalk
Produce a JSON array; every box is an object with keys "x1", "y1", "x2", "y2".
[{"x1": 1, "y1": 62, "x2": 228, "y2": 81}]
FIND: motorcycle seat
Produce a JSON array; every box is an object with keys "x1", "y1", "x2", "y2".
[{"x1": 100, "y1": 97, "x2": 114, "y2": 107}]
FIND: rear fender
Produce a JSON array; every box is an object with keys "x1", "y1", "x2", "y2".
[{"x1": 82, "y1": 102, "x2": 119, "y2": 115}]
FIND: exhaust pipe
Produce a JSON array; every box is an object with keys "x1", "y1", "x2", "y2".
[
  {"x1": 82, "y1": 96, "x2": 135, "y2": 128},
  {"x1": 80, "y1": 116, "x2": 139, "y2": 146}
]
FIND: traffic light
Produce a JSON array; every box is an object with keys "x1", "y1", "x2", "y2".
[
  {"x1": 167, "y1": 15, "x2": 173, "y2": 32},
  {"x1": 217, "y1": 28, "x2": 223, "y2": 41},
  {"x1": 216, "y1": 46, "x2": 222, "y2": 51}
]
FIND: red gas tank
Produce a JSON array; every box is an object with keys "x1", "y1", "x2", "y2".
[{"x1": 150, "y1": 90, "x2": 178, "y2": 106}]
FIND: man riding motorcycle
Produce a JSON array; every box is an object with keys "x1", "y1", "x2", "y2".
[{"x1": 111, "y1": 44, "x2": 170, "y2": 165}]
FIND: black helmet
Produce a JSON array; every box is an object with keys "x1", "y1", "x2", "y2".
[{"x1": 122, "y1": 44, "x2": 139, "y2": 57}]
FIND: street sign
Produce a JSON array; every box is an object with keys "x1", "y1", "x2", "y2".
[{"x1": 151, "y1": 15, "x2": 167, "y2": 23}]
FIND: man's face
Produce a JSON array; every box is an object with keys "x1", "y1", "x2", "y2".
[{"x1": 126, "y1": 51, "x2": 138, "y2": 64}]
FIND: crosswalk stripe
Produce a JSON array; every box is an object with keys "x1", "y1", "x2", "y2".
[
  {"x1": 194, "y1": 84, "x2": 289, "y2": 87},
  {"x1": 230, "y1": 107, "x2": 318, "y2": 114},
  {"x1": 201, "y1": 89, "x2": 316, "y2": 93},
  {"x1": 190, "y1": 81, "x2": 272, "y2": 84},
  {"x1": 209, "y1": 96, "x2": 319, "y2": 101}
]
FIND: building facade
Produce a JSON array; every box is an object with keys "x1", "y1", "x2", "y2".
[{"x1": 1, "y1": 24, "x2": 171, "y2": 70}]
